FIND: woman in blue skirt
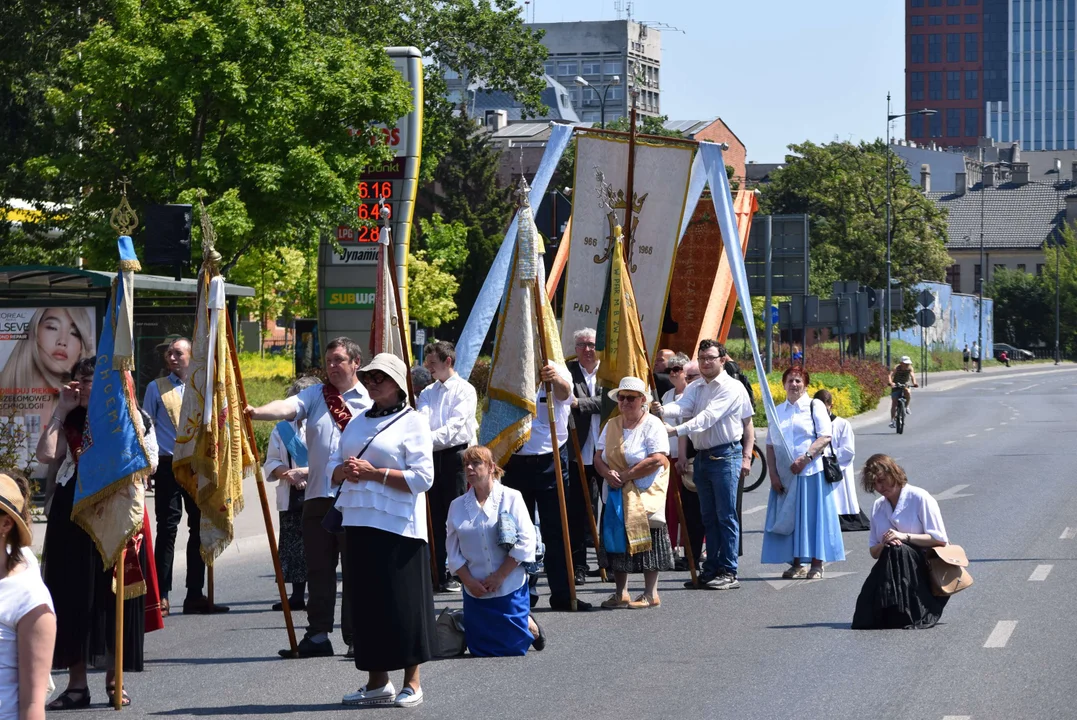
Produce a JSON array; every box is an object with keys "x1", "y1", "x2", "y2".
[
  {"x1": 446, "y1": 445, "x2": 545, "y2": 656},
  {"x1": 761, "y1": 366, "x2": 845, "y2": 578}
]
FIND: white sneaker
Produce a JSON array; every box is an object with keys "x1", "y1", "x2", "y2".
[
  {"x1": 905, "y1": 407, "x2": 911, "y2": 416},
  {"x1": 342, "y1": 682, "x2": 396, "y2": 706},
  {"x1": 395, "y1": 686, "x2": 424, "y2": 708},
  {"x1": 889, "y1": 421, "x2": 896, "y2": 428}
]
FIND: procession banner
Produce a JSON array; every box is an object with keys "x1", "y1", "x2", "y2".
[
  {"x1": 594, "y1": 230, "x2": 650, "y2": 390},
  {"x1": 562, "y1": 133, "x2": 694, "y2": 362},
  {"x1": 370, "y1": 224, "x2": 407, "y2": 363}
]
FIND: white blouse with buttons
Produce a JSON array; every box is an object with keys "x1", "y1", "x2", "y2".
[
  {"x1": 445, "y1": 483, "x2": 536, "y2": 599},
  {"x1": 767, "y1": 394, "x2": 832, "y2": 476}
]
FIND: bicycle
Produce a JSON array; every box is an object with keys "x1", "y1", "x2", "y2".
[
  {"x1": 891, "y1": 383, "x2": 909, "y2": 435},
  {"x1": 742, "y1": 444, "x2": 769, "y2": 492}
]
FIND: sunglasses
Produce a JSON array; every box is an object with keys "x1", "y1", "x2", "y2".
[
  {"x1": 668, "y1": 367, "x2": 684, "y2": 374},
  {"x1": 364, "y1": 372, "x2": 389, "y2": 384},
  {"x1": 686, "y1": 374, "x2": 700, "y2": 381},
  {"x1": 616, "y1": 394, "x2": 642, "y2": 402}
]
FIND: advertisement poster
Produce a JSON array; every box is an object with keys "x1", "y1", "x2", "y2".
[{"x1": 0, "y1": 306, "x2": 98, "y2": 476}]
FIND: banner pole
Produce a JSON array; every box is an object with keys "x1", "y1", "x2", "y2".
[
  {"x1": 567, "y1": 425, "x2": 607, "y2": 583},
  {"x1": 226, "y1": 316, "x2": 300, "y2": 658},
  {"x1": 113, "y1": 550, "x2": 125, "y2": 711}
]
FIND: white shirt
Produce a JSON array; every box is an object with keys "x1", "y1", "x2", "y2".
[
  {"x1": 580, "y1": 362, "x2": 602, "y2": 463},
  {"x1": 868, "y1": 484, "x2": 948, "y2": 548},
  {"x1": 263, "y1": 420, "x2": 306, "y2": 512},
  {"x1": 0, "y1": 549, "x2": 54, "y2": 720},
  {"x1": 417, "y1": 372, "x2": 477, "y2": 451},
  {"x1": 596, "y1": 413, "x2": 670, "y2": 494},
  {"x1": 516, "y1": 365, "x2": 574, "y2": 456},
  {"x1": 329, "y1": 408, "x2": 435, "y2": 541},
  {"x1": 288, "y1": 382, "x2": 370, "y2": 500},
  {"x1": 660, "y1": 387, "x2": 683, "y2": 459},
  {"x1": 767, "y1": 395, "x2": 832, "y2": 476},
  {"x1": 829, "y1": 416, "x2": 860, "y2": 516},
  {"x1": 446, "y1": 483, "x2": 535, "y2": 599},
  {"x1": 661, "y1": 372, "x2": 753, "y2": 450}
]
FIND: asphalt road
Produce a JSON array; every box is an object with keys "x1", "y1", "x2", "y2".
[{"x1": 42, "y1": 363, "x2": 1077, "y2": 720}]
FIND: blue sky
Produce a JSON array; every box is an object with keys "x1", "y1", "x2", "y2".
[{"x1": 521, "y1": 0, "x2": 907, "y2": 162}]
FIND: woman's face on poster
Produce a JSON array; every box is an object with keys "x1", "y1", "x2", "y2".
[{"x1": 36, "y1": 309, "x2": 84, "y2": 376}]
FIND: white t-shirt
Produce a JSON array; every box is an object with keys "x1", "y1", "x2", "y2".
[
  {"x1": 596, "y1": 413, "x2": 670, "y2": 497},
  {"x1": 0, "y1": 549, "x2": 54, "y2": 720},
  {"x1": 516, "y1": 365, "x2": 574, "y2": 456}
]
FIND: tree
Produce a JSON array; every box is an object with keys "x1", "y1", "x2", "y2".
[
  {"x1": 759, "y1": 140, "x2": 952, "y2": 304},
  {"x1": 407, "y1": 213, "x2": 469, "y2": 328},
  {"x1": 1042, "y1": 224, "x2": 1077, "y2": 356},
  {"x1": 986, "y1": 268, "x2": 1053, "y2": 348}
]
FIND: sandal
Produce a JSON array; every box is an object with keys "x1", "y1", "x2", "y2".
[
  {"x1": 600, "y1": 593, "x2": 630, "y2": 609},
  {"x1": 106, "y1": 685, "x2": 131, "y2": 707},
  {"x1": 782, "y1": 565, "x2": 808, "y2": 580},
  {"x1": 47, "y1": 688, "x2": 91, "y2": 710},
  {"x1": 806, "y1": 566, "x2": 824, "y2": 580},
  {"x1": 626, "y1": 594, "x2": 661, "y2": 609},
  {"x1": 160, "y1": 598, "x2": 170, "y2": 617}
]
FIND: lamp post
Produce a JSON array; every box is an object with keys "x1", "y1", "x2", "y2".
[
  {"x1": 575, "y1": 75, "x2": 620, "y2": 129},
  {"x1": 885, "y1": 93, "x2": 937, "y2": 368}
]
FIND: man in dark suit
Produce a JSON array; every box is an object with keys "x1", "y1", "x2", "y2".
[{"x1": 566, "y1": 328, "x2": 613, "y2": 585}]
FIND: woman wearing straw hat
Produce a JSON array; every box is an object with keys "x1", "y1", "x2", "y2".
[
  {"x1": 0, "y1": 471, "x2": 56, "y2": 720},
  {"x1": 328, "y1": 353, "x2": 436, "y2": 709},
  {"x1": 593, "y1": 377, "x2": 672, "y2": 610}
]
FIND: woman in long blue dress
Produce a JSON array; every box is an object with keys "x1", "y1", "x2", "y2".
[
  {"x1": 761, "y1": 366, "x2": 845, "y2": 578},
  {"x1": 445, "y1": 446, "x2": 545, "y2": 656}
]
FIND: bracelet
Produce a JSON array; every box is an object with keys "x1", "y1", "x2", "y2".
[{"x1": 381, "y1": 468, "x2": 390, "y2": 485}]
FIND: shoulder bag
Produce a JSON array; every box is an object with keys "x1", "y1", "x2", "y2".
[
  {"x1": 809, "y1": 400, "x2": 843, "y2": 485},
  {"x1": 434, "y1": 608, "x2": 467, "y2": 658},
  {"x1": 926, "y1": 543, "x2": 974, "y2": 597}
]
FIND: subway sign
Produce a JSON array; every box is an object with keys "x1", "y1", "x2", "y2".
[{"x1": 324, "y1": 288, "x2": 376, "y2": 309}]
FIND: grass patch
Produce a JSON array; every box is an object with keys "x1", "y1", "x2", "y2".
[
  {"x1": 238, "y1": 353, "x2": 297, "y2": 456},
  {"x1": 817, "y1": 339, "x2": 998, "y2": 372}
]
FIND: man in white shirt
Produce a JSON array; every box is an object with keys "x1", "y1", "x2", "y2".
[
  {"x1": 418, "y1": 340, "x2": 477, "y2": 593},
  {"x1": 504, "y1": 361, "x2": 593, "y2": 611},
  {"x1": 247, "y1": 337, "x2": 371, "y2": 659},
  {"x1": 658, "y1": 340, "x2": 755, "y2": 590}
]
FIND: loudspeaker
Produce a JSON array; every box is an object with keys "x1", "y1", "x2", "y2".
[{"x1": 144, "y1": 204, "x2": 193, "y2": 266}]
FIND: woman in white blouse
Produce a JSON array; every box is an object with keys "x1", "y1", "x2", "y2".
[
  {"x1": 445, "y1": 445, "x2": 545, "y2": 656},
  {"x1": 852, "y1": 454, "x2": 950, "y2": 629},
  {"x1": 813, "y1": 390, "x2": 869, "y2": 532},
  {"x1": 594, "y1": 377, "x2": 672, "y2": 610},
  {"x1": 761, "y1": 366, "x2": 845, "y2": 579},
  {"x1": 328, "y1": 354, "x2": 435, "y2": 709}
]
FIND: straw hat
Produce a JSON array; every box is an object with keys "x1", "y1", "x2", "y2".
[
  {"x1": 607, "y1": 376, "x2": 651, "y2": 403},
  {"x1": 359, "y1": 353, "x2": 410, "y2": 401},
  {"x1": 0, "y1": 473, "x2": 32, "y2": 547}
]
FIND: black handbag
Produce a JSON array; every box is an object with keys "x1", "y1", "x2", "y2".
[{"x1": 810, "y1": 400, "x2": 843, "y2": 485}]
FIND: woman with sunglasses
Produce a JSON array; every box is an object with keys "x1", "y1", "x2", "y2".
[
  {"x1": 593, "y1": 377, "x2": 672, "y2": 610},
  {"x1": 328, "y1": 354, "x2": 436, "y2": 709}
]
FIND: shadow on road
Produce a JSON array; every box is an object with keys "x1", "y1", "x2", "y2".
[
  {"x1": 766, "y1": 622, "x2": 850, "y2": 630},
  {"x1": 151, "y1": 703, "x2": 350, "y2": 715}
]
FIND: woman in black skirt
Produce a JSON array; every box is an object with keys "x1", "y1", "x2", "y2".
[
  {"x1": 327, "y1": 353, "x2": 436, "y2": 709},
  {"x1": 852, "y1": 454, "x2": 950, "y2": 629},
  {"x1": 37, "y1": 357, "x2": 151, "y2": 708}
]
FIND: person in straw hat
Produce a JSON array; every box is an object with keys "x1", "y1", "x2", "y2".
[
  {"x1": 328, "y1": 353, "x2": 436, "y2": 709},
  {"x1": 593, "y1": 376, "x2": 672, "y2": 610},
  {"x1": 0, "y1": 470, "x2": 56, "y2": 720}
]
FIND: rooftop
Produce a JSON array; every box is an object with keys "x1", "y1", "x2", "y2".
[{"x1": 926, "y1": 181, "x2": 1074, "y2": 250}]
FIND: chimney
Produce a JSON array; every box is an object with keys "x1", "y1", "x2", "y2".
[
  {"x1": 984, "y1": 164, "x2": 996, "y2": 187},
  {"x1": 1067, "y1": 194, "x2": 1077, "y2": 229},
  {"x1": 1070, "y1": 160, "x2": 1077, "y2": 185},
  {"x1": 484, "y1": 109, "x2": 508, "y2": 132},
  {"x1": 921, "y1": 164, "x2": 931, "y2": 192},
  {"x1": 1011, "y1": 161, "x2": 1030, "y2": 185},
  {"x1": 1010, "y1": 142, "x2": 1021, "y2": 163},
  {"x1": 955, "y1": 172, "x2": 966, "y2": 195}
]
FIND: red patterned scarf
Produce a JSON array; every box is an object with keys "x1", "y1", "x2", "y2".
[{"x1": 322, "y1": 383, "x2": 353, "y2": 432}]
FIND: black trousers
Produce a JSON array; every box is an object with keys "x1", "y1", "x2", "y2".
[
  {"x1": 504, "y1": 446, "x2": 572, "y2": 603},
  {"x1": 568, "y1": 460, "x2": 600, "y2": 571},
  {"x1": 302, "y1": 497, "x2": 352, "y2": 642},
  {"x1": 153, "y1": 455, "x2": 205, "y2": 599},
  {"x1": 679, "y1": 486, "x2": 705, "y2": 566},
  {"x1": 428, "y1": 445, "x2": 467, "y2": 584}
]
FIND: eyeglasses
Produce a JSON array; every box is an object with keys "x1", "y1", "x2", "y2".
[
  {"x1": 364, "y1": 372, "x2": 389, "y2": 384},
  {"x1": 686, "y1": 374, "x2": 700, "y2": 381},
  {"x1": 616, "y1": 394, "x2": 642, "y2": 403},
  {"x1": 698, "y1": 355, "x2": 720, "y2": 364},
  {"x1": 575, "y1": 342, "x2": 596, "y2": 350},
  {"x1": 668, "y1": 367, "x2": 684, "y2": 374}
]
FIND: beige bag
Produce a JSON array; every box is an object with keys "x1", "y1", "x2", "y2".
[{"x1": 926, "y1": 544, "x2": 974, "y2": 597}]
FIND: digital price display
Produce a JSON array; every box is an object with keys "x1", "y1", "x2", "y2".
[{"x1": 338, "y1": 180, "x2": 398, "y2": 243}]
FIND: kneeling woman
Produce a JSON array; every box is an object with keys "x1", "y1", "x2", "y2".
[
  {"x1": 445, "y1": 446, "x2": 545, "y2": 656},
  {"x1": 852, "y1": 454, "x2": 949, "y2": 629}
]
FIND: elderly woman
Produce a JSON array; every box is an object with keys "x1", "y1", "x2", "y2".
[
  {"x1": 813, "y1": 390, "x2": 869, "y2": 532},
  {"x1": 852, "y1": 454, "x2": 950, "y2": 629},
  {"x1": 761, "y1": 366, "x2": 845, "y2": 579},
  {"x1": 594, "y1": 377, "x2": 672, "y2": 610},
  {"x1": 329, "y1": 353, "x2": 435, "y2": 709},
  {"x1": 445, "y1": 445, "x2": 545, "y2": 656}
]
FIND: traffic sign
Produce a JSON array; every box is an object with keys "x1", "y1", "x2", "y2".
[
  {"x1": 916, "y1": 308, "x2": 936, "y2": 327},
  {"x1": 918, "y1": 289, "x2": 936, "y2": 308},
  {"x1": 866, "y1": 287, "x2": 879, "y2": 308},
  {"x1": 415, "y1": 328, "x2": 426, "y2": 346},
  {"x1": 770, "y1": 305, "x2": 779, "y2": 324}
]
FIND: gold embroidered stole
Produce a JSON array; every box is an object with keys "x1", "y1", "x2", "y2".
[
  {"x1": 155, "y1": 376, "x2": 183, "y2": 432},
  {"x1": 605, "y1": 415, "x2": 653, "y2": 555}
]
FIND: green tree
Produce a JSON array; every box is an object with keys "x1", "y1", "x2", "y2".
[
  {"x1": 986, "y1": 268, "x2": 1053, "y2": 348},
  {"x1": 1042, "y1": 225, "x2": 1077, "y2": 356},
  {"x1": 759, "y1": 140, "x2": 952, "y2": 303},
  {"x1": 406, "y1": 213, "x2": 470, "y2": 328}
]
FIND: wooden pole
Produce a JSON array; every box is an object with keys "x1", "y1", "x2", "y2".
[
  {"x1": 226, "y1": 315, "x2": 300, "y2": 658},
  {"x1": 567, "y1": 425, "x2": 607, "y2": 583},
  {"x1": 207, "y1": 566, "x2": 214, "y2": 606},
  {"x1": 113, "y1": 549, "x2": 124, "y2": 711},
  {"x1": 532, "y1": 285, "x2": 577, "y2": 610}
]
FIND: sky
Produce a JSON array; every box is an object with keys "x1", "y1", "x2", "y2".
[{"x1": 520, "y1": 0, "x2": 907, "y2": 162}]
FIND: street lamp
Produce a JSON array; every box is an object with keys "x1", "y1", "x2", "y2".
[
  {"x1": 966, "y1": 155, "x2": 1010, "y2": 371},
  {"x1": 1041, "y1": 160, "x2": 1063, "y2": 365},
  {"x1": 885, "y1": 92, "x2": 937, "y2": 368},
  {"x1": 574, "y1": 75, "x2": 620, "y2": 129}
]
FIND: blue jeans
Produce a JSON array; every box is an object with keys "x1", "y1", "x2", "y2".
[{"x1": 694, "y1": 442, "x2": 741, "y2": 577}]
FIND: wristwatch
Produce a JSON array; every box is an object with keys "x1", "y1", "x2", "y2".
[{"x1": 802, "y1": 452, "x2": 812, "y2": 463}]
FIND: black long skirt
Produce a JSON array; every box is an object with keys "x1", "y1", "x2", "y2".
[
  {"x1": 851, "y1": 543, "x2": 948, "y2": 629},
  {"x1": 43, "y1": 476, "x2": 146, "y2": 671},
  {"x1": 839, "y1": 511, "x2": 872, "y2": 532},
  {"x1": 345, "y1": 525, "x2": 436, "y2": 672}
]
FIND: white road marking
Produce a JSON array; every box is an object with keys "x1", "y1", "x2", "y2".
[
  {"x1": 1000, "y1": 421, "x2": 1008, "y2": 425},
  {"x1": 966, "y1": 433, "x2": 977, "y2": 437},
  {"x1": 1008, "y1": 383, "x2": 1040, "y2": 394},
  {"x1": 944, "y1": 440, "x2": 957, "y2": 445},
  {"x1": 1060, "y1": 527, "x2": 1077, "y2": 540},
  {"x1": 1028, "y1": 564, "x2": 1053, "y2": 582},
  {"x1": 759, "y1": 571, "x2": 856, "y2": 591},
  {"x1": 984, "y1": 620, "x2": 1017, "y2": 648},
  {"x1": 985, "y1": 427, "x2": 995, "y2": 432},
  {"x1": 942, "y1": 716, "x2": 972, "y2": 720},
  {"x1": 935, "y1": 484, "x2": 973, "y2": 501},
  {"x1": 743, "y1": 505, "x2": 767, "y2": 516}
]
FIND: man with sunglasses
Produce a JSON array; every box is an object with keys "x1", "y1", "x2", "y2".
[{"x1": 654, "y1": 340, "x2": 755, "y2": 590}]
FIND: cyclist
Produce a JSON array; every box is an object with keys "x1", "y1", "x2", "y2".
[{"x1": 888, "y1": 355, "x2": 918, "y2": 428}]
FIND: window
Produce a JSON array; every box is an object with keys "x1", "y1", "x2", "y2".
[
  {"x1": 444, "y1": 68, "x2": 460, "y2": 80},
  {"x1": 948, "y1": 14, "x2": 961, "y2": 24},
  {"x1": 582, "y1": 87, "x2": 598, "y2": 104},
  {"x1": 930, "y1": 71, "x2": 943, "y2": 99},
  {"x1": 604, "y1": 60, "x2": 622, "y2": 74},
  {"x1": 1017, "y1": 263, "x2": 1026, "y2": 273},
  {"x1": 543, "y1": 61, "x2": 556, "y2": 76},
  {"x1": 608, "y1": 85, "x2": 624, "y2": 100},
  {"x1": 582, "y1": 111, "x2": 600, "y2": 123},
  {"x1": 930, "y1": 0, "x2": 942, "y2": 5},
  {"x1": 947, "y1": 33, "x2": 961, "y2": 61},
  {"x1": 930, "y1": 111, "x2": 943, "y2": 137},
  {"x1": 966, "y1": 70, "x2": 979, "y2": 98},
  {"x1": 946, "y1": 264, "x2": 961, "y2": 293},
  {"x1": 569, "y1": 87, "x2": 580, "y2": 104},
  {"x1": 965, "y1": 33, "x2": 979, "y2": 61},
  {"x1": 965, "y1": 107, "x2": 980, "y2": 136},
  {"x1": 947, "y1": 70, "x2": 961, "y2": 98},
  {"x1": 911, "y1": 0, "x2": 924, "y2": 5},
  {"x1": 993, "y1": 263, "x2": 1006, "y2": 275},
  {"x1": 911, "y1": 15, "x2": 925, "y2": 25},
  {"x1": 965, "y1": 0, "x2": 978, "y2": 4},
  {"x1": 948, "y1": 0, "x2": 960, "y2": 5},
  {"x1": 1037, "y1": 263, "x2": 1046, "y2": 275},
  {"x1": 947, "y1": 108, "x2": 961, "y2": 136},
  {"x1": 929, "y1": 14, "x2": 943, "y2": 24},
  {"x1": 911, "y1": 35, "x2": 925, "y2": 63},
  {"x1": 910, "y1": 72, "x2": 925, "y2": 100},
  {"x1": 557, "y1": 61, "x2": 577, "y2": 76},
  {"x1": 910, "y1": 113, "x2": 926, "y2": 137},
  {"x1": 929, "y1": 34, "x2": 943, "y2": 62},
  {"x1": 581, "y1": 61, "x2": 601, "y2": 75},
  {"x1": 966, "y1": 13, "x2": 978, "y2": 22}
]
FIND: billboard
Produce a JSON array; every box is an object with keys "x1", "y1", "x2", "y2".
[{"x1": 0, "y1": 306, "x2": 98, "y2": 476}]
